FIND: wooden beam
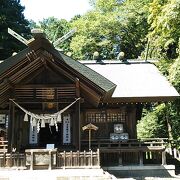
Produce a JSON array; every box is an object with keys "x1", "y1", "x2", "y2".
[
  {"x1": 74, "y1": 78, "x2": 81, "y2": 150},
  {"x1": 15, "y1": 84, "x2": 75, "y2": 88},
  {"x1": 8, "y1": 100, "x2": 15, "y2": 152},
  {"x1": 46, "y1": 59, "x2": 75, "y2": 82},
  {"x1": 162, "y1": 151, "x2": 167, "y2": 165},
  {"x1": 139, "y1": 151, "x2": 144, "y2": 166},
  {"x1": 9, "y1": 57, "x2": 42, "y2": 84},
  {"x1": 18, "y1": 66, "x2": 45, "y2": 85},
  {"x1": 80, "y1": 83, "x2": 101, "y2": 107}
]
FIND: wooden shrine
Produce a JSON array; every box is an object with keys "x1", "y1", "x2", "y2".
[{"x1": 0, "y1": 30, "x2": 179, "y2": 169}]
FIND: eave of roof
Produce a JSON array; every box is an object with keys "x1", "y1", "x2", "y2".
[
  {"x1": 59, "y1": 53, "x2": 116, "y2": 93},
  {"x1": 84, "y1": 61, "x2": 179, "y2": 102},
  {"x1": 0, "y1": 48, "x2": 30, "y2": 78}
]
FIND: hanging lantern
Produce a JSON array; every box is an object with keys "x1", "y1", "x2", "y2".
[
  {"x1": 24, "y1": 113, "x2": 29, "y2": 122},
  {"x1": 50, "y1": 118, "x2": 55, "y2": 126},
  {"x1": 41, "y1": 119, "x2": 45, "y2": 128}
]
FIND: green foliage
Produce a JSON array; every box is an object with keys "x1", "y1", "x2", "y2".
[
  {"x1": 70, "y1": 0, "x2": 151, "y2": 60},
  {"x1": 70, "y1": 10, "x2": 120, "y2": 59},
  {"x1": 137, "y1": 104, "x2": 168, "y2": 138},
  {"x1": 0, "y1": 0, "x2": 30, "y2": 60},
  {"x1": 138, "y1": 49, "x2": 180, "y2": 143},
  {"x1": 38, "y1": 17, "x2": 71, "y2": 53},
  {"x1": 137, "y1": 0, "x2": 180, "y2": 145},
  {"x1": 169, "y1": 54, "x2": 180, "y2": 92},
  {"x1": 147, "y1": 0, "x2": 180, "y2": 59}
]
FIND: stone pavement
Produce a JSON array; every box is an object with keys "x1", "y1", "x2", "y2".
[
  {"x1": 0, "y1": 168, "x2": 114, "y2": 180},
  {"x1": 0, "y1": 168, "x2": 180, "y2": 180}
]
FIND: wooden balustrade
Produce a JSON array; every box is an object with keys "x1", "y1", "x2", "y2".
[
  {"x1": 0, "y1": 153, "x2": 25, "y2": 168},
  {"x1": 56, "y1": 150, "x2": 100, "y2": 168},
  {"x1": 166, "y1": 148, "x2": 180, "y2": 161},
  {"x1": 0, "y1": 140, "x2": 8, "y2": 153},
  {"x1": 81, "y1": 138, "x2": 167, "y2": 152},
  {"x1": 0, "y1": 138, "x2": 171, "y2": 169},
  {"x1": 0, "y1": 149, "x2": 100, "y2": 169}
]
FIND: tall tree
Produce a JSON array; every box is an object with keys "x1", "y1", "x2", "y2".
[
  {"x1": 70, "y1": 0, "x2": 152, "y2": 60},
  {"x1": 138, "y1": 54, "x2": 180, "y2": 143},
  {"x1": 147, "y1": 0, "x2": 180, "y2": 59},
  {"x1": 38, "y1": 17, "x2": 71, "y2": 53},
  {"x1": 0, "y1": 0, "x2": 30, "y2": 60}
]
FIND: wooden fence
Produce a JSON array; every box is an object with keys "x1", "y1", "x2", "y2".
[
  {"x1": 0, "y1": 149, "x2": 100, "y2": 169},
  {"x1": 0, "y1": 140, "x2": 8, "y2": 152},
  {"x1": 0, "y1": 153, "x2": 25, "y2": 168},
  {"x1": 166, "y1": 148, "x2": 180, "y2": 161},
  {"x1": 81, "y1": 138, "x2": 167, "y2": 151},
  {"x1": 56, "y1": 150, "x2": 100, "y2": 168}
]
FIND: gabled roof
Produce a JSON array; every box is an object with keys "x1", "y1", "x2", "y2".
[
  {"x1": 0, "y1": 32, "x2": 179, "y2": 104},
  {"x1": 0, "y1": 34, "x2": 116, "y2": 107},
  {"x1": 84, "y1": 61, "x2": 179, "y2": 102},
  {"x1": 0, "y1": 48, "x2": 30, "y2": 77},
  {"x1": 59, "y1": 53, "x2": 116, "y2": 92},
  {"x1": 0, "y1": 37, "x2": 116, "y2": 94}
]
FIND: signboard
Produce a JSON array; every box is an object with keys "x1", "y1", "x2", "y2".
[
  {"x1": 0, "y1": 114, "x2": 6, "y2": 124},
  {"x1": 63, "y1": 114, "x2": 71, "y2": 144},
  {"x1": 46, "y1": 144, "x2": 55, "y2": 149},
  {"x1": 29, "y1": 125, "x2": 38, "y2": 144}
]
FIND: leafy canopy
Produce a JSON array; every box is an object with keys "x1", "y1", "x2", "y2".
[
  {"x1": 70, "y1": 0, "x2": 151, "y2": 60},
  {"x1": 0, "y1": 0, "x2": 30, "y2": 60}
]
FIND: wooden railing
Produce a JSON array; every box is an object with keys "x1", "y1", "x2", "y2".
[
  {"x1": 0, "y1": 153, "x2": 25, "y2": 168},
  {"x1": 56, "y1": 150, "x2": 100, "y2": 169},
  {"x1": 0, "y1": 140, "x2": 8, "y2": 152},
  {"x1": 166, "y1": 148, "x2": 180, "y2": 161},
  {"x1": 81, "y1": 138, "x2": 167, "y2": 151},
  {"x1": 0, "y1": 149, "x2": 100, "y2": 169}
]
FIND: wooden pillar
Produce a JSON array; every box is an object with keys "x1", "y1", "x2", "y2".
[
  {"x1": 78, "y1": 100, "x2": 81, "y2": 151},
  {"x1": 118, "y1": 152, "x2": 122, "y2": 165},
  {"x1": 8, "y1": 101, "x2": 15, "y2": 152},
  {"x1": 162, "y1": 151, "x2": 167, "y2": 165},
  {"x1": 139, "y1": 151, "x2": 143, "y2": 166},
  {"x1": 30, "y1": 151, "x2": 34, "y2": 170},
  {"x1": 75, "y1": 78, "x2": 81, "y2": 151},
  {"x1": 49, "y1": 150, "x2": 52, "y2": 170}
]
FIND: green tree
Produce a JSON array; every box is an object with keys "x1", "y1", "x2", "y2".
[
  {"x1": 137, "y1": 104, "x2": 168, "y2": 138},
  {"x1": 138, "y1": 44, "x2": 180, "y2": 146},
  {"x1": 70, "y1": 0, "x2": 151, "y2": 60},
  {"x1": 70, "y1": 10, "x2": 121, "y2": 59},
  {"x1": 38, "y1": 17, "x2": 71, "y2": 53},
  {"x1": 147, "y1": 0, "x2": 180, "y2": 59},
  {"x1": 0, "y1": 0, "x2": 30, "y2": 60}
]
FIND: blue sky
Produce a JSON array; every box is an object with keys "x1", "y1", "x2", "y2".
[{"x1": 20, "y1": 0, "x2": 92, "y2": 22}]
